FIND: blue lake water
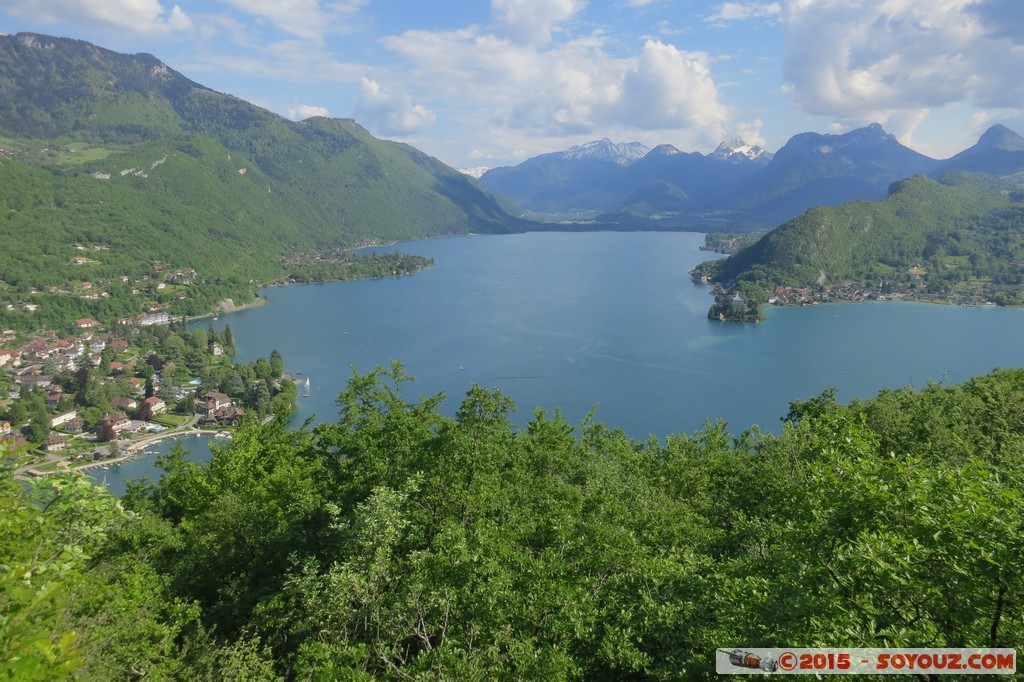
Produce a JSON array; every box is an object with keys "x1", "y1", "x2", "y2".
[
  {"x1": 93, "y1": 231, "x2": 1024, "y2": 493},
  {"x1": 87, "y1": 435, "x2": 218, "y2": 498}
]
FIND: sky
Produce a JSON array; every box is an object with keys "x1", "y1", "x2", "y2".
[{"x1": 1, "y1": 0, "x2": 1022, "y2": 170}]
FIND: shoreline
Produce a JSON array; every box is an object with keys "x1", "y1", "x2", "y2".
[
  {"x1": 23, "y1": 428, "x2": 229, "y2": 477},
  {"x1": 187, "y1": 296, "x2": 268, "y2": 323}
]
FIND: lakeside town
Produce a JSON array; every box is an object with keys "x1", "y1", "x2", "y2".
[
  {"x1": 697, "y1": 262, "x2": 1015, "y2": 323},
  {"x1": 0, "y1": 310, "x2": 296, "y2": 479}
]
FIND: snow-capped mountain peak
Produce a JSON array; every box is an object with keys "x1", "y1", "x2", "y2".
[
  {"x1": 711, "y1": 138, "x2": 771, "y2": 163},
  {"x1": 558, "y1": 138, "x2": 650, "y2": 165},
  {"x1": 458, "y1": 166, "x2": 489, "y2": 179}
]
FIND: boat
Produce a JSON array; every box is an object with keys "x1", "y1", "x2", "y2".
[{"x1": 303, "y1": 377, "x2": 310, "y2": 397}]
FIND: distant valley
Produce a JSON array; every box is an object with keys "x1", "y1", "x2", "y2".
[{"x1": 479, "y1": 123, "x2": 1024, "y2": 231}]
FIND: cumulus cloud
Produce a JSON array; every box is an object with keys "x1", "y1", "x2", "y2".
[
  {"x1": 288, "y1": 104, "x2": 329, "y2": 120},
  {"x1": 0, "y1": 0, "x2": 193, "y2": 33},
  {"x1": 781, "y1": 0, "x2": 1024, "y2": 122},
  {"x1": 615, "y1": 41, "x2": 728, "y2": 133},
  {"x1": 734, "y1": 118, "x2": 766, "y2": 147},
  {"x1": 705, "y1": 2, "x2": 781, "y2": 26},
  {"x1": 491, "y1": 0, "x2": 587, "y2": 45},
  {"x1": 353, "y1": 77, "x2": 437, "y2": 136},
  {"x1": 382, "y1": 28, "x2": 728, "y2": 144}
]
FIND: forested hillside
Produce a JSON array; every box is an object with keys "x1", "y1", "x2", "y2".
[
  {"x1": 694, "y1": 173, "x2": 1024, "y2": 319},
  {"x1": 4, "y1": 363, "x2": 1021, "y2": 680},
  {"x1": 0, "y1": 33, "x2": 524, "y2": 243},
  {"x1": 0, "y1": 32, "x2": 527, "y2": 330}
]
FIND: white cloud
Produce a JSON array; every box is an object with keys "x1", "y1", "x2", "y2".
[
  {"x1": 781, "y1": 0, "x2": 1024, "y2": 124},
  {"x1": 734, "y1": 118, "x2": 766, "y2": 147},
  {"x1": 221, "y1": 0, "x2": 369, "y2": 42},
  {"x1": 0, "y1": 0, "x2": 193, "y2": 34},
  {"x1": 288, "y1": 104, "x2": 329, "y2": 120},
  {"x1": 491, "y1": 0, "x2": 587, "y2": 45},
  {"x1": 615, "y1": 40, "x2": 728, "y2": 133},
  {"x1": 705, "y1": 2, "x2": 781, "y2": 26},
  {"x1": 353, "y1": 77, "x2": 437, "y2": 136},
  {"x1": 381, "y1": 27, "x2": 728, "y2": 148}
]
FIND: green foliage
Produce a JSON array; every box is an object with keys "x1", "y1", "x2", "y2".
[
  {"x1": 0, "y1": 32, "x2": 528, "y2": 333},
  {"x1": 699, "y1": 174, "x2": 1024, "y2": 313},
  {"x1": 6, "y1": 365, "x2": 1024, "y2": 679}
]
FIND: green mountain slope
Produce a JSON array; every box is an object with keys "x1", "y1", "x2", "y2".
[
  {"x1": 0, "y1": 32, "x2": 529, "y2": 329},
  {"x1": 695, "y1": 174, "x2": 1024, "y2": 319},
  {"x1": 0, "y1": 32, "x2": 526, "y2": 242}
]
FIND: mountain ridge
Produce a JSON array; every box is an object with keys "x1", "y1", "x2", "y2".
[
  {"x1": 0, "y1": 31, "x2": 530, "y2": 330},
  {"x1": 479, "y1": 123, "x2": 1024, "y2": 230}
]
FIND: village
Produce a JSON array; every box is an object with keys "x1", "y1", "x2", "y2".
[{"x1": 0, "y1": 305, "x2": 294, "y2": 478}]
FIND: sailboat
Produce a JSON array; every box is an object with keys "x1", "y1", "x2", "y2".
[{"x1": 303, "y1": 377, "x2": 310, "y2": 397}]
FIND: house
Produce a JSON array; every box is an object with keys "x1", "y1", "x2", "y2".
[
  {"x1": 50, "y1": 409, "x2": 78, "y2": 429},
  {"x1": 0, "y1": 421, "x2": 10, "y2": 435},
  {"x1": 44, "y1": 356, "x2": 77, "y2": 373},
  {"x1": 111, "y1": 397, "x2": 139, "y2": 412},
  {"x1": 200, "y1": 404, "x2": 246, "y2": 427},
  {"x1": 205, "y1": 391, "x2": 232, "y2": 410},
  {"x1": 0, "y1": 349, "x2": 20, "y2": 367},
  {"x1": 20, "y1": 375, "x2": 53, "y2": 389},
  {"x1": 111, "y1": 340, "x2": 129, "y2": 353},
  {"x1": 43, "y1": 434, "x2": 67, "y2": 452},
  {"x1": 74, "y1": 318, "x2": 100, "y2": 329},
  {"x1": 140, "y1": 396, "x2": 167, "y2": 420},
  {"x1": 45, "y1": 391, "x2": 65, "y2": 408},
  {"x1": 96, "y1": 412, "x2": 131, "y2": 442},
  {"x1": 198, "y1": 391, "x2": 245, "y2": 424},
  {"x1": 200, "y1": 391, "x2": 232, "y2": 414},
  {"x1": 211, "y1": 342, "x2": 224, "y2": 356}
]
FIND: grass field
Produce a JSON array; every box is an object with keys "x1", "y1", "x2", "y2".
[{"x1": 153, "y1": 413, "x2": 190, "y2": 428}]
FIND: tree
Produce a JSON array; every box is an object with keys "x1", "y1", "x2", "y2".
[
  {"x1": 269, "y1": 349, "x2": 283, "y2": 379},
  {"x1": 26, "y1": 400, "x2": 50, "y2": 443}
]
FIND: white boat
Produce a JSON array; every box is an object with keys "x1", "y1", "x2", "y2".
[{"x1": 303, "y1": 377, "x2": 310, "y2": 396}]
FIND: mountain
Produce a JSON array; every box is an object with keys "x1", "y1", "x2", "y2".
[
  {"x1": 933, "y1": 124, "x2": 1024, "y2": 177},
  {"x1": 0, "y1": 32, "x2": 530, "y2": 329},
  {"x1": 552, "y1": 138, "x2": 650, "y2": 164},
  {"x1": 0, "y1": 33, "x2": 527, "y2": 243},
  {"x1": 710, "y1": 138, "x2": 772, "y2": 164},
  {"x1": 693, "y1": 171, "x2": 1024, "y2": 319},
  {"x1": 478, "y1": 136, "x2": 767, "y2": 220},
  {"x1": 712, "y1": 123, "x2": 939, "y2": 228},
  {"x1": 480, "y1": 123, "x2": 1024, "y2": 231},
  {"x1": 479, "y1": 124, "x2": 943, "y2": 229},
  {"x1": 478, "y1": 149, "x2": 632, "y2": 216}
]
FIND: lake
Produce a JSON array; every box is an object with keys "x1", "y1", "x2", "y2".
[{"x1": 93, "y1": 231, "x2": 1024, "y2": 492}]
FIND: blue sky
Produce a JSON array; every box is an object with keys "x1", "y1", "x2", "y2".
[{"x1": 1, "y1": 0, "x2": 1022, "y2": 169}]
